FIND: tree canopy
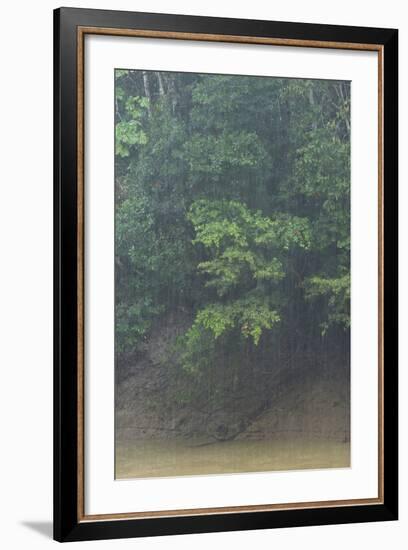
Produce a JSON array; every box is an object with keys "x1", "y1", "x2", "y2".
[{"x1": 115, "y1": 69, "x2": 350, "y2": 416}]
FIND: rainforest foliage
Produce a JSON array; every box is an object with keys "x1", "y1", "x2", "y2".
[{"x1": 115, "y1": 69, "x2": 350, "y2": 403}]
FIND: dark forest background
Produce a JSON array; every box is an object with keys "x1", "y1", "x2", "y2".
[{"x1": 114, "y1": 70, "x2": 350, "y2": 444}]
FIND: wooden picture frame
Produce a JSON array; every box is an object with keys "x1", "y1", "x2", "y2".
[{"x1": 54, "y1": 7, "x2": 398, "y2": 542}]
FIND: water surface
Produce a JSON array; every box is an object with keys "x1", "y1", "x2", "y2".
[{"x1": 116, "y1": 438, "x2": 350, "y2": 479}]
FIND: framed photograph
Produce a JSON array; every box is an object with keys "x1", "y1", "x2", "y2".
[{"x1": 54, "y1": 7, "x2": 398, "y2": 542}]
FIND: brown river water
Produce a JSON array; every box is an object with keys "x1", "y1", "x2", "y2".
[{"x1": 115, "y1": 438, "x2": 350, "y2": 479}]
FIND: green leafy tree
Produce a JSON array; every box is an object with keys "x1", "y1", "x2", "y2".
[{"x1": 114, "y1": 69, "x2": 351, "y2": 416}]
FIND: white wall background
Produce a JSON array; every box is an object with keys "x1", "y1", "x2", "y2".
[{"x1": 0, "y1": 0, "x2": 404, "y2": 548}]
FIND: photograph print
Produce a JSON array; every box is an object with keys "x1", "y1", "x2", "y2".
[{"x1": 114, "y1": 68, "x2": 351, "y2": 479}]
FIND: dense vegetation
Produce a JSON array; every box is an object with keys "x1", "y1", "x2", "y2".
[{"x1": 115, "y1": 69, "x2": 350, "y2": 438}]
